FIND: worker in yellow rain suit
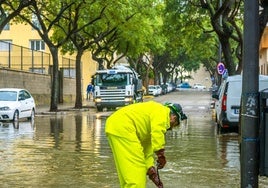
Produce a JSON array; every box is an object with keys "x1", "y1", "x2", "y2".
[{"x1": 105, "y1": 101, "x2": 187, "y2": 188}]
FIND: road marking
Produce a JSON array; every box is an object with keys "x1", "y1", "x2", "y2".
[{"x1": 183, "y1": 105, "x2": 208, "y2": 110}]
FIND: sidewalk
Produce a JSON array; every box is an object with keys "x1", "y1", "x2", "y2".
[
  {"x1": 36, "y1": 96, "x2": 154, "y2": 114},
  {"x1": 36, "y1": 100, "x2": 95, "y2": 114}
]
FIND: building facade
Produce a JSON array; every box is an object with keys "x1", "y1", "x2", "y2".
[
  {"x1": 0, "y1": 22, "x2": 97, "y2": 100},
  {"x1": 260, "y1": 27, "x2": 268, "y2": 75},
  {"x1": 1, "y1": 20, "x2": 268, "y2": 98}
]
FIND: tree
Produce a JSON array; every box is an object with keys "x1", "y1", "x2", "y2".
[
  {"x1": 0, "y1": 0, "x2": 33, "y2": 33},
  {"x1": 149, "y1": 0, "x2": 209, "y2": 84},
  {"x1": 193, "y1": 0, "x2": 268, "y2": 76},
  {"x1": 199, "y1": 0, "x2": 243, "y2": 75},
  {"x1": 260, "y1": 0, "x2": 268, "y2": 40},
  {"x1": 92, "y1": 0, "x2": 166, "y2": 71},
  {"x1": 56, "y1": 1, "x2": 106, "y2": 108},
  {"x1": 16, "y1": 0, "x2": 78, "y2": 111},
  {"x1": 58, "y1": 0, "x2": 164, "y2": 107}
]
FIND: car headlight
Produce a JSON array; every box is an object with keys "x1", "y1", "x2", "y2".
[
  {"x1": 125, "y1": 97, "x2": 133, "y2": 102},
  {"x1": 0, "y1": 106, "x2": 11, "y2": 111},
  {"x1": 95, "y1": 98, "x2": 101, "y2": 103}
]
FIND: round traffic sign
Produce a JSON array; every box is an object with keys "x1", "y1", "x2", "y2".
[{"x1": 217, "y1": 62, "x2": 225, "y2": 75}]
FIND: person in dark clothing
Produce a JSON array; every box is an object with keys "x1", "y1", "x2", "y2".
[{"x1": 86, "y1": 83, "x2": 93, "y2": 100}]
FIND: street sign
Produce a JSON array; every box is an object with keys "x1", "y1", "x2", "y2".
[
  {"x1": 222, "y1": 69, "x2": 228, "y2": 79},
  {"x1": 217, "y1": 62, "x2": 225, "y2": 75}
]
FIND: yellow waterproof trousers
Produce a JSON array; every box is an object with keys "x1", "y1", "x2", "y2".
[{"x1": 107, "y1": 133, "x2": 152, "y2": 188}]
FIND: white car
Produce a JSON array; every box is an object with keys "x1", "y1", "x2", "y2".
[
  {"x1": 0, "y1": 88, "x2": 36, "y2": 121},
  {"x1": 148, "y1": 85, "x2": 162, "y2": 96},
  {"x1": 193, "y1": 83, "x2": 206, "y2": 90}
]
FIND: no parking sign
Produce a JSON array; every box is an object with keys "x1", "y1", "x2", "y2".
[{"x1": 217, "y1": 62, "x2": 225, "y2": 75}]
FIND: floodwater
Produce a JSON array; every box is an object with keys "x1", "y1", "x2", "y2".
[{"x1": 1, "y1": 91, "x2": 268, "y2": 188}]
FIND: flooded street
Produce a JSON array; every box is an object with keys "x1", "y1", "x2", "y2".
[{"x1": 1, "y1": 90, "x2": 268, "y2": 187}]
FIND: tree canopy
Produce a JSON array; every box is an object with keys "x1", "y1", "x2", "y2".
[{"x1": 1, "y1": 0, "x2": 268, "y2": 109}]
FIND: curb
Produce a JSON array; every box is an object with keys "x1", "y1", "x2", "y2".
[{"x1": 36, "y1": 96, "x2": 155, "y2": 115}]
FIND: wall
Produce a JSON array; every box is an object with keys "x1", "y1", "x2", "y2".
[
  {"x1": 188, "y1": 65, "x2": 212, "y2": 89},
  {"x1": 0, "y1": 68, "x2": 76, "y2": 106}
]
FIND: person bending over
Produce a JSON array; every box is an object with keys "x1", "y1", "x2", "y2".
[{"x1": 105, "y1": 101, "x2": 187, "y2": 188}]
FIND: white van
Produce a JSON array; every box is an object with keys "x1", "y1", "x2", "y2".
[{"x1": 213, "y1": 75, "x2": 268, "y2": 134}]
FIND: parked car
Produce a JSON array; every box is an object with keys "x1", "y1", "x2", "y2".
[
  {"x1": 0, "y1": 88, "x2": 36, "y2": 122},
  {"x1": 193, "y1": 83, "x2": 206, "y2": 90},
  {"x1": 177, "y1": 82, "x2": 191, "y2": 88},
  {"x1": 170, "y1": 82, "x2": 177, "y2": 91},
  {"x1": 210, "y1": 84, "x2": 219, "y2": 96},
  {"x1": 212, "y1": 75, "x2": 268, "y2": 134},
  {"x1": 148, "y1": 85, "x2": 162, "y2": 96},
  {"x1": 160, "y1": 84, "x2": 168, "y2": 95},
  {"x1": 166, "y1": 83, "x2": 173, "y2": 93}
]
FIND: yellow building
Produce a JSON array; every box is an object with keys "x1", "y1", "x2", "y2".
[
  {"x1": 2, "y1": 20, "x2": 268, "y2": 97},
  {"x1": 260, "y1": 27, "x2": 268, "y2": 75},
  {"x1": 0, "y1": 22, "x2": 98, "y2": 99}
]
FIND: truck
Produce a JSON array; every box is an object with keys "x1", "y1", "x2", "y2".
[{"x1": 92, "y1": 65, "x2": 143, "y2": 112}]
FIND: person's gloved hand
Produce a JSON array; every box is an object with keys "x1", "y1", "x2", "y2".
[
  {"x1": 147, "y1": 166, "x2": 163, "y2": 188},
  {"x1": 155, "y1": 149, "x2": 166, "y2": 169}
]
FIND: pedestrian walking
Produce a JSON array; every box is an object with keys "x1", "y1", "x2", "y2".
[
  {"x1": 86, "y1": 83, "x2": 93, "y2": 100},
  {"x1": 105, "y1": 101, "x2": 187, "y2": 188}
]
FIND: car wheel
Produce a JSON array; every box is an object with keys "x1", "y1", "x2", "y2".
[
  {"x1": 13, "y1": 121, "x2": 19, "y2": 129},
  {"x1": 216, "y1": 123, "x2": 220, "y2": 134},
  {"x1": 216, "y1": 123, "x2": 223, "y2": 135},
  {"x1": 217, "y1": 123, "x2": 226, "y2": 134},
  {"x1": 27, "y1": 109, "x2": 35, "y2": 120},
  {"x1": 13, "y1": 110, "x2": 19, "y2": 122},
  {"x1": 215, "y1": 113, "x2": 218, "y2": 123}
]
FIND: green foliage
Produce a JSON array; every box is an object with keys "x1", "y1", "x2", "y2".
[{"x1": 2, "y1": 0, "x2": 245, "y2": 83}]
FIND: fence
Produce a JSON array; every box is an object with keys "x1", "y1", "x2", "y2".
[{"x1": 0, "y1": 40, "x2": 75, "y2": 77}]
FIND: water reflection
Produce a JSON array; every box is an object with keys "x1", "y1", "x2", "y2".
[
  {"x1": 0, "y1": 110, "x2": 268, "y2": 187},
  {"x1": 36, "y1": 113, "x2": 108, "y2": 155},
  {"x1": 148, "y1": 114, "x2": 241, "y2": 188},
  {"x1": 216, "y1": 133, "x2": 240, "y2": 169},
  {"x1": 0, "y1": 120, "x2": 35, "y2": 138}
]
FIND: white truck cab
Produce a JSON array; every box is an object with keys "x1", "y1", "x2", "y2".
[{"x1": 93, "y1": 65, "x2": 143, "y2": 111}]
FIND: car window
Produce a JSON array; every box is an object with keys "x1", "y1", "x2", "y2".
[
  {"x1": 217, "y1": 84, "x2": 223, "y2": 96},
  {"x1": 218, "y1": 81, "x2": 227, "y2": 99},
  {"x1": 227, "y1": 81, "x2": 242, "y2": 97},
  {"x1": 18, "y1": 91, "x2": 25, "y2": 100},
  {"x1": 24, "y1": 90, "x2": 32, "y2": 99},
  {"x1": 0, "y1": 91, "x2": 17, "y2": 101}
]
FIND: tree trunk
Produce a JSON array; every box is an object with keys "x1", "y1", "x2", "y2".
[
  {"x1": 144, "y1": 62, "x2": 151, "y2": 94},
  {"x1": 49, "y1": 47, "x2": 59, "y2": 112},
  {"x1": 220, "y1": 37, "x2": 236, "y2": 75},
  {"x1": 75, "y1": 50, "x2": 83, "y2": 108}
]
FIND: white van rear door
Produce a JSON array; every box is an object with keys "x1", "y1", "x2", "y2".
[{"x1": 226, "y1": 81, "x2": 242, "y2": 122}]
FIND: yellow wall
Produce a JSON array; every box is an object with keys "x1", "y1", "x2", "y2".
[
  {"x1": 260, "y1": 27, "x2": 268, "y2": 50},
  {"x1": 260, "y1": 27, "x2": 268, "y2": 75},
  {"x1": 64, "y1": 52, "x2": 98, "y2": 98},
  {"x1": 1, "y1": 24, "x2": 40, "y2": 47},
  {"x1": 0, "y1": 22, "x2": 98, "y2": 100}
]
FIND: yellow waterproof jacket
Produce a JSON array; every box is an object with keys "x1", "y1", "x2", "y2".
[{"x1": 105, "y1": 101, "x2": 170, "y2": 152}]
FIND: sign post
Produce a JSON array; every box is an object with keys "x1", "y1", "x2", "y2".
[{"x1": 241, "y1": 1, "x2": 259, "y2": 187}]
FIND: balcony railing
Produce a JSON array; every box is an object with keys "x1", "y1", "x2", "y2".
[{"x1": 0, "y1": 40, "x2": 75, "y2": 78}]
